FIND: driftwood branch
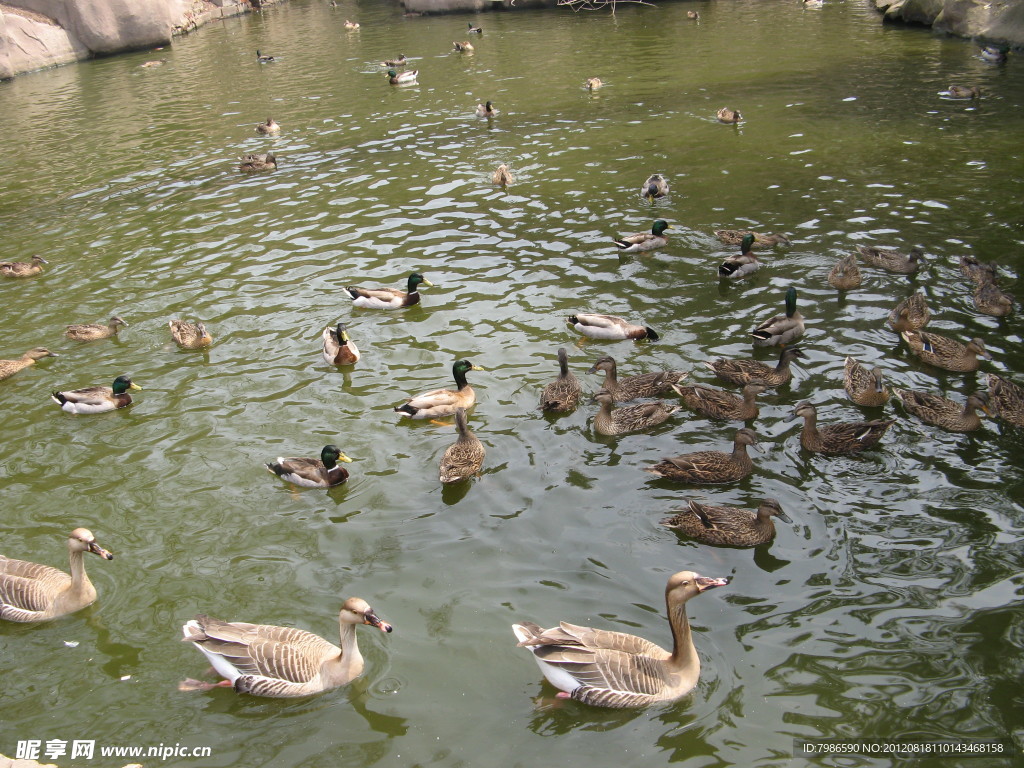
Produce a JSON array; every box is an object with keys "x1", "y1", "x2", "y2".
[{"x1": 557, "y1": 0, "x2": 657, "y2": 12}]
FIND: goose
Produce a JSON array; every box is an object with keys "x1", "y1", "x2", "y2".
[
  {"x1": 180, "y1": 597, "x2": 392, "y2": 697},
  {"x1": 661, "y1": 498, "x2": 790, "y2": 547},
  {"x1": 592, "y1": 390, "x2": 679, "y2": 436},
  {"x1": 614, "y1": 219, "x2": 671, "y2": 252},
  {"x1": 843, "y1": 357, "x2": 889, "y2": 407},
  {"x1": 0, "y1": 255, "x2": 47, "y2": 277},
  {"x1": 0, "y1": 347, "x2": 57, "y2": 381},
  {"x1": 901, "y1": 330, "x2": 990, "y2": 372},
  {"x1": 0, "y1": 528, "x2": 114, "y2": 622},
  {"x1": 345, "y1": 273, "x2": 432, "y2": 309},
  {"x1": 646, "y1": 428, "x2": 760, "y2": 483},
  {"x1": 438, "y1": 407, "x2": 485, "y2": 483},
  {"x1": 587, "y1": 355, "x2": 687, "y2": 401},
  {"x1": 568, "y1": 314, "x2": 659, "y2": 341},
  {"x1": 266, "y1": 445, "x2": 352, "y2": 488},
  {"x1": 539, "y1": 347, "x2": 582, "y2": 413},
  {"x1": 394, "y1": 360, "x2": 484, "y2": 420},
  {"x1": 894, "y1": 389, "x2": 991, "y2": 433},
  {"x1": 786, "y1": 401, "x2": 895, "y2": 454},
  {"x1": 169, "y1": 319, "x2": 213, "y2": 349},
  {"x1": 705, "y1": 347, "x2": 804, "y2": 388},
  {"x1": 51, "y1": 375, "x2": 142, "y2": 414},
  {"x1": 65, "y1": 315, "x2": 128, "y2": 341},
  {"x1": 322, "y1": 323, "x2": 359, "y2": 365},
  {"x1": 512, "y1": 570, "x2": 728, "y2": 708}
]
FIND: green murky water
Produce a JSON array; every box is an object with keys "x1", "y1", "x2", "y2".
[{"x1": 1, "y1": 0, "x2": 1022, "y2": 765}]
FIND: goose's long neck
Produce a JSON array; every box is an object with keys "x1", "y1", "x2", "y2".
[
  {"x1": 336, "y1": 620, "x2": 364, "y2": 677},
  {"x1": 667, "y1": 599, "x2": 699, "y2": 673},
  {"x1": 67, "y1": 548, "x2": 90, "y2": 598}
]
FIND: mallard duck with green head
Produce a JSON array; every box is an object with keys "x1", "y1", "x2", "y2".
[
  {"x1": 614, "y1": 220, "x2": 670, "y2": 252},
  {"x1": 569, "y1": 314, "x2": 659, "y2": 341},
  {"x1": 645, "y1": 428, "x2": 760, "y2": 484},
  {"x1": 0, "y1": 255, "x2": 47, "y2": 278},
  {"x1": 439, "y1": 407, "x2": 485, "y2": 483},
  {"x1": 387, "y1": 68, "x2": 418, "y2": 85},
  {"x1": 661, "y1": 498, "x2": 790, "y2": 547},
  {"x1": 475, "y1": 101, "x2": 497, "y2": 117},
  {"x1": 0, "y1": 348, "x2": 57, "y2": 381},
  {"x1": 255, "y1": 50, "x2": 275, "y2": 63},
  {"x1": 346, "y1": 273, "x2": 432, "y2": 309},
  {"x1": 718, "y1": 234, "x2": 760, "y2": 279},
  {"x1": 751, "y1": 287, "x2": 804, "y2": 347},
  {"x1": 266, "y1": 445, "x2": 352, "y2": 488},
  {"x1": 786, "y1": 402, "x2": 894, "y2": 455},
  {"x1": 395, "y1": 360, "x2": 484, "y2": 419},
  {"x1": 51, "y1": 375, "x2": 141, "y2": 414},
  {"x1": 894, "y1": 389, "x2": 991, "y2": 433},
  {"x1": 322, "y1": 323, "x2": 359, "y2": 365}
]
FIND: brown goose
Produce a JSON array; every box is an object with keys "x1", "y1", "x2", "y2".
[
  {"x1": 512, "y1": 570, "x2": 728, "y2": 708},
  {"x1": 0, "y1": 255, "x2": 47, "y2": 277},
  {"x1": 65, "y1": 316, "x2": 128, "y2": 341},
  {"x1": 894, "y1": 389, "x2": 991, "y2": 432},
  {"x1": 988, "y1": 373, "x2": 1024, "y2": 427},
  {"x1": 0, "y1": 347, "x2": 58, "y2": 381},
  {"x1": 704, "y1": 347, "x2": 804, "y2": 388},
  {"x1": 856, "y1": 244, "x2": 925, "y2": 274},
  {"x1": 587, "y1": 355, "x2": 687, "y2": 401},
  {"x1": 646, "y1": 427, "x2": 760, "y2": 483},
  {"x1": 901, "y1": 330, "x2": 990, "y2": 372},
  {"x1": 592, "y1": 390, "x2": 678, "y2": 436},
  {"x1": 661, "y1": 498, "x2": 790, "y2": 547},
  {"x1": 539, "y1": 347, "x2": 582, "y2": 413},
  {"x1": 0, "y1": 528, "x2": 114, "y2": 622},
  {"x1": 786, "y1": 402, "x2": 894, "y2": 454},
  {"x1": 438, "y1": 407, "x2": 485, "y2": 483},
  {"x1": 672, "y1": 382, "x2": 766, "y2": 421},
  {"x1": 180, "y1": 597, "x2": 392, "y2": 697},
  {"x1": 843, "y1": 357, "x2": 889, "y2": 407},
  {"x1": 887, "y1": 292, "x2": 930, "y2": 333},
  {"x1": 827, "y1": 253, "x2": 861, "y2": 291}
]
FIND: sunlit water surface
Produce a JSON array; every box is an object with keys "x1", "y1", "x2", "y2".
[{"x1": 1, "y1": 0, "x2": 1022, "y2": 766}]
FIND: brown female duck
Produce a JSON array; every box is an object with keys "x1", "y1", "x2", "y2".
[
  {"x1": 438, "y1": 407, "x2": 485, "y2": 483},
  {"x1": 65, "y1": 316, "x2": 128, "y2": 341},
  {"x1": 645, "y1": 428, "x2": 760, "y2": 483},
  {"x1": 0, "y1": 348, "x2": 57, "y2": 381},
  {"x1": 671, "y1": 382, "x2": 766, "y2": 421},
  {"x1": 704, "y1": 347, "x2": 804, "y2": 388},
  {"x1": 894, "y1": 389, "x2": 991, "y2": 433},
  {"x1": 169, "y1": 319, "x2": 213, "y2": 349},
  {"x1": 843, "y1": 357, "x2": 889, "y2": 407},
  {"x1": 786, "y1": 402, "x2": 894, "y2": 454},
  {"x1": 827, "y1": 253, "x2": 861, "y2": 291},
  {"x1": 987, "y1": 373, "x2": 1024, "y2": 427},
  {"x1": 592, "y1": 390, "x2": 678, "y2": 436},
  {"x1": 901, "y1": 330, "x2": 990, "y2": 372},
  {"x1": 587, "y1": 355, "x2": 687, "y2": 401},
  {"x1": 539, "y1": 347, "x2": 582, "y2": 413},
  {"x1": 887, "y1": 292, "x2": 930, "y2": 333},
  {"x1": 661, "y1": 498, "x2": 790, "y2": 547},
  {"x1": 0, "y1": 255, "x2": 47, "y2": 277},
  {"x1": 856, "y1": 244, "x2": 924, "y2": 274}
]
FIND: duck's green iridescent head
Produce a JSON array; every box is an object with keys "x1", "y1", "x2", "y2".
[
  {"x1": 741, "y1": 233, "x2": 756, "y2": 253},
  {"x1": 652, "y1": 220, "x2": 670, "y2": 236},
  {"x1": 387, "y1": 69, "x2": 398, "y2": 79},
  {"x1": 408, "y1": 273, "x2": 433, "y2": 292},
  {"x1": 321, "y1": 445, "x2": 352, "y2": 467},
  {"x1": 112, "y1": 376, "x2": 141, "y2": 395},
  {"x1": 785, "y1": 286, "x2": 798, "y2": 317}
]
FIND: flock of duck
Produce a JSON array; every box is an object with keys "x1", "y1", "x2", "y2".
[{"x1": 2, "y1": 14, "x2": 1022, "y2": 713}]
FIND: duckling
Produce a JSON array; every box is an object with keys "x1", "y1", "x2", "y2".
[
  {"x1": 843, "y1": 357, "x2": 889, "y2": 407},
  {"x1": 827, "y1": 253, "x2": 862, "y2": 291},
  {"x1": 987, "y1": 373, "x2": 1024, "y2": 427},
  {"x1": 894, "y1": 389, "x2": 991, "y2": 433},
  {"x1": 65, "y1": 316, "x2": 128, "y2": 341},
  {"x1": 492, "y1": 164, "x2": 514, "y2": 187},
  {"x1": 947, "y1": 85, "x2": 980, "y2": 99},
  {"x1": 717, "y1": 107, "x2": 742, "y2": 124},
  {"x1": 475, "y1": 101, "x2": 497, "y2": 118},
  {"x1": 386, "y1": 68, "x2": 419, "y2": 85},
  {"x1": 0, "y1": 348, "x2": 58, "y2": 381},
  {"x1": 661, "y1": 498, "x2": 790, "y2": 548},
  {"x1": 266, "y1": 445, "x2": 352, "y2": 488},
  {"x1": 901, "y1": 330, "x2": 990, "y2": 372},
  {"x1": 467, "y1": 22, "x2": 482, "y2": 34},
  {"x1": 641, "y1": 174, "x2": 669, "y2": 201},
  {"x1": 718, "y1": 233, "x2": 760, "y2": 279},
  {"x1": 343, "y1": 19, "x2": 360, "y2": 28},
  {"x1": 0, "y1": 255, "x2": 47, "y2": 278},
  {"x1": 539, "y1": 347, "x2": 582, "y2": 413},
  {"x1": 593, "y1": 390, "x2": 679, "y2": 436},
  {"x1": 255, "y1": 50, "x2": 275, "y2": 63},
  {"x1": 346, "y1": 272, "x2": 432, "y2": 309},
  {"x1": 645, "y1": 428, "x2": 760, "y2": 484},
  {"x1": 239, "y1": 153, "x2": 277, "y2": 172},
  {"x1": 169, "y1": 319, "x2": 213, "y2": 349},
  {"x1": 973, "y1": 280, "x2": 1014, "y2": 317},
  {"x1": 453, "y1": 41, "x2": 474, "y2": 52},
  {"x1": 672, "y1": 382, "x2": 766, "y2": 421},
  {"x1": 381, "y1": 54, "x2": 407, "y2": 67},
  {"x1": 786, "y1": 401, "x2": 894, "y2": 455},
  {"x1": 51, "y1": 375, "x2": 142, "y2": 414},
  {"x1": 614, "y1": 220, "x2": 671, "y2": 252},
  {"x1": 751, "y1": 286, "x2": 804, "y2": 347},
  {"x1": 587, "y1": 355, "x2": 687, "y2": 401},
  {"x1": 394, "y1": 360, "x2": 484, "y2": 420},
  {"x1": 887, "y1": 292, "x2": 930, "y2": 333},
  {"x1": 585, "y1": 77, "x2": 603, "y2": 90},
  {"x1": 714, "y1": 231, "x2": 791, "y2": 249},
  {"x1": 856, "y1": 244, "x2": 924, "y2": 274},
  {"x1": 255, "y1": 117, "x2": 280, "y2": 134},
  {"x1": 705, "y1": 346, "x2": 804, "y2": 388},
  {"x1": 568, "y1": 314, "x2": 659, "y2": 341},
  {"x1": 321, "y1": 323, "x2": 359, "y2": 365},
  {"x1": 439, "y1": 407, "x2": 485, "y2": 483}
]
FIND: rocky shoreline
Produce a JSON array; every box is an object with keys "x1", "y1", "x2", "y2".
[{"x1": 874, "y1": 0, "x2": 1024, "y2": 47}]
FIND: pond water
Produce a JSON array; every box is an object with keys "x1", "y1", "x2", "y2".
[{"x1": 1, "y1": 0, "x2": 1022, "y2": 766}]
